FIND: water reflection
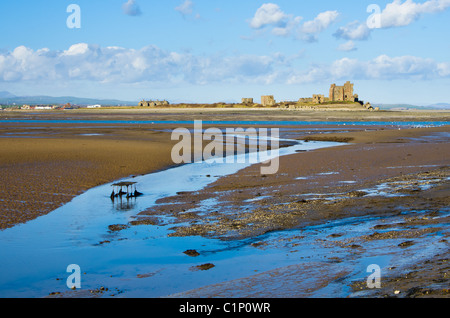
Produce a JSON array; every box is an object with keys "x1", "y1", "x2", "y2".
[{"x1": 112, "y1": 195, "x2": 137, "y2": 211}]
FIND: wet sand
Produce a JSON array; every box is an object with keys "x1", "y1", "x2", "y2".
[
  {"x1": 3, "y1": 106, "x2": 450, "y2": 122},
  {"x1": 135, "y1": 125, "x2": 449, "y2": 298},
  {"x1": 1, "y1": 109, "x2": 449, "y2": 298},
  {"x1": 141, "y1": 126, "x2": 449, "y2": 239},
  {"x1": 0, "y1": 123, "x2": 176, "y2": 229}
]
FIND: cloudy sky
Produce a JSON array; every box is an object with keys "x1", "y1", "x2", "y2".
[{"x1": 0, "y1": 0, "x2": 449, "y2": 104}]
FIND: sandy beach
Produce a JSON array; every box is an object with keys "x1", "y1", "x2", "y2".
[
  {"x1": 150, "y1": 125, "x2": 449, "y2": 298},
  {"x1": 0, "y1": 108, "x2": 448, "y2": 298},
  {"x1": 0, "y1": 122, "x2": 176, "y2": 229}
]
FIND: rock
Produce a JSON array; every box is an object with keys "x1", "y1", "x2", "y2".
[
  {"x1": 251, "y1": 242, "x2": 266, "y2": 248},
  {"x1": 398, "y1": 241, "x2": 415, "y2": 248},
  {"x1": 183, "y1": 249, "x2": 200, "y2": 257},
  {"x1": 108, "y1": 224, "x2": 129, "y2": 232},
  {"x1": 194, "y1": 263, "x2": 215, "y2": 271},
  {"x1": 348, "y1": 191, "x2": 367, "y2": 197}
]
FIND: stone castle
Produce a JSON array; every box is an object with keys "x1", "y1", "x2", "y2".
[
  {"x1": 297, "y1": 81, "x2": 359, "y2": 104},
  {"x1": 329, "y1": 81, "x2": 357, "y2": 102},
  {"x1": 261, "y1": 95, "x2": 276, "y2": 107},
  {"x1": 256, "y1": 81, "x2": 376, "y2": 110},
  {"x1": 137, "y1": 81, "x2": 376, "y2": 110},
  {"x1": 249, "y1": 82, "x2": 361, "y2": 108}
]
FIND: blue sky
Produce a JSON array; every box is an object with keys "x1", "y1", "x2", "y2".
[{"x1": 0, "y1": 0, "x2": 449, "y2": 104}]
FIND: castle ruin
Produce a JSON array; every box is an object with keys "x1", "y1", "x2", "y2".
[
  {"x1": 312, "y1": 94, "x2": 325, "y2": 104},
  {"x1": 297, "y1": 81, "x2": 361, "y2": 105},
  {"x1": 139, "y1": 99, "x2": 170, "y2": 107},
  {"x1": 261, "y1": 95, "x2": 275, "y2": 107},
  {"x1": 329, "y1": 81, "x2": 358, "y2": 102}
]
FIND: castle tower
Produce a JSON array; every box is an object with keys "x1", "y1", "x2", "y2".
[
  {"x1": 261, "y1": 95, "x2": 275, "y2": 107},
  {"x1": 329, "y1": 82, "x2": 355, "y2": 102},
  {"x1": 343, "y1": 81, "x2": 354, "y2": 101},
  {"x1": 329, "y1": 84, "x2": 336, "y2": 102}
]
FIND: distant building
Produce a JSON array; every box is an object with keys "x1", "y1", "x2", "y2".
[
  {"x1": 139, "y1": 99, "x2": 170, "y2": 107},
  {"x1": 329, "y1": 81, "x2": 357, "y2": 102},
  {"x1": 87, "y1": 104, "x2": 101, "y2": 108},
  {"x1": 298, "y1": 98, "x2": 313, "y2": 103},
  {"x1": 261, "y1": 95, "x2": 275, "y2": 107},
  {"x1": 138, "y1": 100, "x2": 150, "y2": 107},
  {"x1": 298, "y1": 81, "x2": 360, "y2": 105},
  {"x1": 312, "y1": 94, "x2": 326, "y2": 104},
  {"x1": 241, "y1": 98, "x2": 254, "y2": 104}
]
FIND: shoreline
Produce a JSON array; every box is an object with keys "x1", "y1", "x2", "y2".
[{"x1": 2, "y1": 107, "x2": 450, "y2": 123}]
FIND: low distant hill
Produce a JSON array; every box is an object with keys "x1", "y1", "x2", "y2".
[
  {"x1": 0, "y1": 91, "x2": 136, "y2": 106},
  {"x1": 0, "y1": 91, "x2": 17, "y2": 99},
  {"x1": 427, "y1": 103, "x2": 450, "y2": 109},
  {"x1": 373, "y1": 103, "x2": 450, "y2": 110}
]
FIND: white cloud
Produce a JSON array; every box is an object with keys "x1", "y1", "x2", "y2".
[
  {"x1": 122, "y1": 0, "x2": 142, "y2": 16},
  {"x1": 337, "y1": 41, "x2": 357, "y2": 52},
  {"x1": 300, "y1": 10, "x2": 339, "y2": 34},
  {"x1": 288, "y1": 54, "x2": 449, "y2": 84},
  {"x1": 0, "y1": 44, "x2": 293, "y2": 86},
  {"x1": 437, "y1": 62, "x2": 450, "y2": 76},
  {"x1": 248, "y1": 3, "x2": 304, "y2": 38},
  {"x1": 366, "y1": 55, "x2": 439, "y2": 79},
  {"x1": 334, "y1": 21, "x2": 371, "y2": 41},
  {"x1": 175, "y1": 0, "x2": 194, "y2": 16},
  {"x1": 63, "y1": 43, "x2": 90, "y2": 56},
  {"x1": 379, "y1": 0, "x2": 450, "y2": 28},
  {"x1": 1, "y1": 45, "x2": 448, "y2": 88},
  {"x1": 333, "y1": 1, "x2": 450, "y2": 45},
  {"x1": 249, "y1": 3, "x2": 290, "y2": 29},
  {"x1": 299, "y1": 10, "x2": 339, "y2": 42},
  {"x1": 273, "y1": 16, "x2": 303, "y2": 37},
  {"x1": 248, "y1": 5, "x2": 339, "y2": 42}
]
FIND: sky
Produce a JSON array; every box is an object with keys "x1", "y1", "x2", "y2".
[{"x1": 0, "y1": 0, "x2": 449, "y2": 105}]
